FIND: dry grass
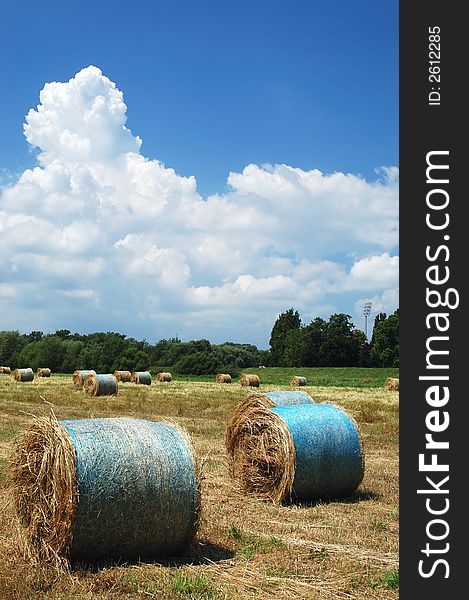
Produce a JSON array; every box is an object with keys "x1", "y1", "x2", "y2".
[{"x1": 0, "y1": 374, "x2": 398, "y2": 599}]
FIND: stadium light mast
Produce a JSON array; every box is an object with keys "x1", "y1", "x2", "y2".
[{"x1": 363, "y1": 301, "x2": 373, "y2": 340}]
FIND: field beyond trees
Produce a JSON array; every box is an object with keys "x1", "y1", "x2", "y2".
[{"x1": 0, "y1": 368, "x2": 399, "y2": 599}]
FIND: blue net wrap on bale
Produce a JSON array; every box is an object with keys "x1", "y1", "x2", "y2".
[
  {"x1": 271, "y1": 403, "x2": 364, "y2": 501},
  {"x1": 132, "y1": 371, "x2": 152, "y2": 384},
  {"x1": 11, "y1": 416, "x2": 200, "y2": 567},
  {"x1": 262, "y1": 390, "x2": 314, "y2": 407},
  {"x1": 225, "y1": 398, "x2": 364, "y2": 504},
  {"x1": 83, "y1": 373, "x2": 118, "y2": 396},
  {"x1": 72, "y1": 369, "x2": 96, "y2": 388},
  {"x1": 13, "y1": 368, "x2": 34, "y2": 382}
]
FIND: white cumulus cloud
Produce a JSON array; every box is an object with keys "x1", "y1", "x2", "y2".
[{"x1": 0, "y1": 66, "x2": 399, "y2": 344}]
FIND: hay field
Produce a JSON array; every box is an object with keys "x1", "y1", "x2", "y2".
[{"x1": 0, "y1": 372, "x2": 398, "y2": 599}]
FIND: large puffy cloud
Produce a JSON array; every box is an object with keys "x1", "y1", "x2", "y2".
[{"x1": 0, "y1": 66, "x2": 398, "y2": 345}]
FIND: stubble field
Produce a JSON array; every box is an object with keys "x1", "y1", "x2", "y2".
[{"x1": 0, "y1": 369, "x2": 398, "y2": 599}]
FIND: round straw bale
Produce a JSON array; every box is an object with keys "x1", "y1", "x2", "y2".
[
  {"x1": 0, "y1": 366, "x2": 11, "y2": 375},
  {"x1": 113, "y1": 370, "x2": 132, "y2": 382},
  {"x1": 225, "y1": 390, "x2": 315, "y2": 454},
  {"x1": 72, "y1": 369, "x2": 96, "y2": 388},
  {"x1": 239, "y1": 374, "x2": 260, "y2": 387},
  {"x1": 226, "y1": 402, "x2": 364, "y2": 503},
  {"x1": 216, "y1": 373, "x2": 232, "y2": 383},
  {"x1": 10, "y1": 415, "x2": 201, "y2": 566},
  {"x1": 13, "y1": 368, "x2": 34, "y2": 382},
  {"x1": 83, "y1": 373, "x2": 118, "y2": 396},
  {"x1": 132, "y1": 371, "x2": 152, "y2": 385},
  {"x1": 384, "y1": 377, "x2": 399, "y2": 391},
  {"x1": 156, "y1": 371, "x2": 172, "y2": 383},
  {"x1": 291, "y1": 375, "x2": 307, "y2": 386},
  {"x1": 37, "y1": 368, "x2": 51, "y2": 378}
]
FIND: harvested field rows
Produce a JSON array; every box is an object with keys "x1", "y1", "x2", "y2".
[{"x1": 0, "y1": 373, "x2": 399, "y2": 599}]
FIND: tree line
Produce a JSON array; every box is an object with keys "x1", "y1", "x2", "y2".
[
  {"x1": 267, "y1": 308, "x2": 399, "y2": 368},
  {"x1": 0, "y1": 309, "x2": 398, "y2": 375}
]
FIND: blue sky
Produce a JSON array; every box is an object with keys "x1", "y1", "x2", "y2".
[{"x1": 0, "y1": 0, "x2": 398, "y2": 347}]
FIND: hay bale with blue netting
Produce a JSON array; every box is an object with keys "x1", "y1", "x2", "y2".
[
  {"x1": 72, "y1": 369, "x2": 96, "y2": 388},
  {"x1": 227, "y1": 390, "x2": 315, "y2": 424},
  {"x1": 225, "y1": 400, "x2": 364, "y2": 504},
  {"x1": 132, "y1": 371, "x2": 152, "y2": 385},
  {"x1": 224, "y1": 390, "x2": 315, "y2": 475},
  {"x1": 83, "y1": 373, "x2": 118, "y2": 396},
  {"x1": 10, "y1": 415, "x2": 201, "y2": 567},
  {"x1": 291, "y1": 375, "x2": 307, "y2": 386},
  {"x1": 13, "y1": 368, "x2": 34, "y2": 382}
]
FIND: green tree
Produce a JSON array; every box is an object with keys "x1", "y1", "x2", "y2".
[
  {"x1": 269, "y1": 308, "x2": 301, "y2": 366},
  {"x1": 60, "y1": 340, "x2": 86, "y2": 372},
  {"x1": 0, "y1": 331, "x2": 28, "y2": 367},
  {"x1": 38, "y1": 336, "x2": 66, "y2": 371},
  {"x1": 213, "y1": 342, "x2": 260, "y2": 368},
  {"x1": 15, "y1": 342, "x2": 41, "y2": 371},
  {"x1": 27, "y1": 331, "x2": 44, "y2": 343},
  {"x1": 54, "y1": 329, "x2": 72, "y2": 340},
  {"x1": 354, "y1": 329, "x2": 371, "y2": 367},
  {"x1": 370, "y1": 309, "x2": 399, "y2": 367},
  {"x1": 174, "y1": 352, "x2": 221, "y2": 375},
  {"x1": 258, "y1": 349, "x2": 271, "y2": 367},
  {"x1": 301, "y1": 317, "x2": 327, "y2": 366},
  {"x1": 320, "y1": 314, "x2": 359, "y2": 367},
  {"x1": 284, "y1": 328, "x2": 305, "y2": 367}
]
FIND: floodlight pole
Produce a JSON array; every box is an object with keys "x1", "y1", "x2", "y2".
[{"x1": 363, "y1": 301, "x2": 373, "y2": 339}]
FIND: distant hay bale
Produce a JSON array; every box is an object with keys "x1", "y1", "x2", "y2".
[
  {"x1": 216, "y1": 373, "x2": 232, "y2": 383},
  {"x1": 132, "y1": 371, "x2": 153, "y2": 385},
  {"x1": 72, "y1": 370, "x2": 96, "y2": 388},
  {"x1": 225, "y1": 401, "x2": 364, "y2": 503},
  {"x1": 291, "y1": 376, "x2": 307, "y2": 386},
  {"x1": 10, "y1": 415, "x2": 201, "y2": 567},
  {"x1": 384, "y1": 377, "x2": 399, "y2": 391},
  {"x1": 114, "y1": 370, "x2": 132, "y2": 383},
  {"x1": 156, "y1": 372, "x2": 172, "y2": 383},
  {"x1": 83, "y1": 373, "x2": 118, "y2": 396},
  {"x1": 37, "y1": 368, "x2": 51, "y2": 378},
  {"x1": 13, "y1": 368, "x2": 34, "y2": 382},
  {"x1": 239, "y1": 374, "x2": 260, "y2": 387},
  {"x1": 0, "y1": 366, "x2": 11, "y2": 375}
]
